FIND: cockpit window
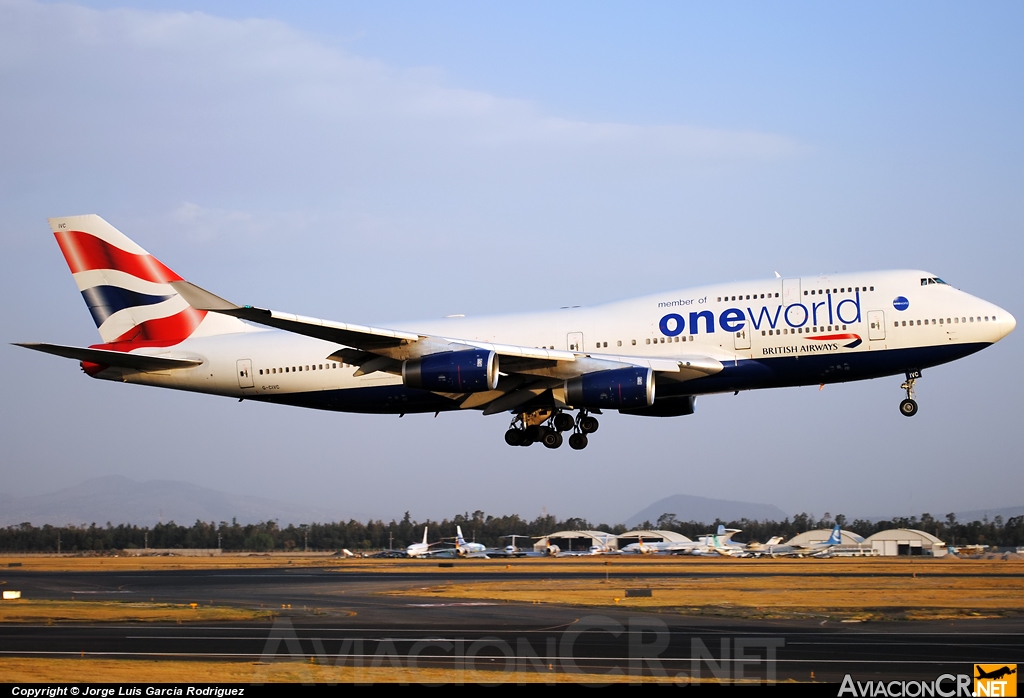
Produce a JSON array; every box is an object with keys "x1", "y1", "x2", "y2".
[{"x1": 920, "y1": 277, "x2": 948, "y2": 286}]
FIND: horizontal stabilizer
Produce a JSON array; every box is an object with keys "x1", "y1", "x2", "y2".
[{"x1": 15, "y1": 342, "x2": 203, "y2": 372}]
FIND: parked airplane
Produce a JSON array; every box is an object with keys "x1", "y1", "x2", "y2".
[
  {"x1": 744, "y1": 525, "x2": 845, "y2": 558},
  {"x1": 621, "y1": 526, "x2": 743, "y2": 555},
  {"x1": 405, "y1": 527, "x2": 436, "y2": 558},
  {"x1": 19, "y1": 216, "x2": 1015, "y2": 449},
  {"x1": 452, "y1": 525, "x2": 488, "y2": 558}
]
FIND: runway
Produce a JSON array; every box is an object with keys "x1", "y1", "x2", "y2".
[{"x1": 2, "y1": 566, "x2": 1021, "y2": 682}]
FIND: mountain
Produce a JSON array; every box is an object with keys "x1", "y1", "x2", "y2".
[
  {"x1": 0, "y1": 475, "x2": 361, "y2": 528},
  {"x1": 624, "y1": 493, "x2": 790, "y2": 529}
]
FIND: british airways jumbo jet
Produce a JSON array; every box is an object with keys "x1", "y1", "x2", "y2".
[{"x1": 18, "y1": 215, "x2": 1015, "y2": 450}]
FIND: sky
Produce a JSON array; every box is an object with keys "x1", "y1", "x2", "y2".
[{"x1": 2, "y1": 0, "x2": 1022, "y2": 526}]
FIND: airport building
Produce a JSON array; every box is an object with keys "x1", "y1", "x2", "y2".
[
  {"x1": 784, "y1": 529, "x2": 865, "y2": 546},
  {"x1": 615, "y1": 530, "x2": 692, "y2": 548},
  {"x1": 533, "y1": 530, "x2": 618, "y2": 553},
  {"x1": 863, "y1": 529, "x2": 947, "y2": 557}
]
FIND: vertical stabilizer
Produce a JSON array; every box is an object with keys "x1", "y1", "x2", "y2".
[{"x1": 48, "y1": 214, "x2": 246, "y2": 346}]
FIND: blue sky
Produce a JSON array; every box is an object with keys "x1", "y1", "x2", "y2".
[{"x1": 2, "y1": 1, "x2": 1021, "y2": 525}]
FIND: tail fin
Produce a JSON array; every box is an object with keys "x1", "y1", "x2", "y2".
[
  {"x1": 422, "y1": 527, "x2": 428, "y2": 545},
  {"x1": 456, "y1": 525, "x2": 465, "y2": 545},
  {"x1": 49, "y1": 215, "x2": 244, "y2": 347},
  {"x1": 827, "y1": 525, "x2": 842, "y2": 545}
]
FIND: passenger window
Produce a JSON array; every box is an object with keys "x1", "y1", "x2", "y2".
[
  {"x1": 870, "y1": 286, "x2": 874, "y2": 291},
  {"x1": 646, "y1": 338, "x2": 651, "y2": 344},
  {"x1": 631, "y1": 339, "x2": 636, "y2": 345}
]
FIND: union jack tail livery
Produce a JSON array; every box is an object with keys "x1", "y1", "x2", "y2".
[{"x1": 49, "y1": 215, "x2": 242, "y2": 348}]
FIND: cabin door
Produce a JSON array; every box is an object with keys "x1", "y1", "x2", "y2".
[
  {"x1": 237, "y1": 359, "x2": 254, "y2": 389},
  {"x1": 867, "y1": 311, "x2": 886, "y2": 341},
  {"x1": 567, "y1": 332, "x2": 584, "y2": 352}
]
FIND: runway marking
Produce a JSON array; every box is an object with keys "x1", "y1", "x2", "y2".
[{"x1": 0, "y1": 650, "x2": 1009, "y2": 664}]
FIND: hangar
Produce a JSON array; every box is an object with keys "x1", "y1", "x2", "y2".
[
  {"x1": 615, "y1": 530, "x2": 692, "y2": 548},
  {"x1": 784, "y1": 529, "x2": 865, "y2": 546},
  {"x1": 533, "y1": 530, "x2": 616, "y2": 553},
  {"x1": 864, "y1": 529, "x2": 946, "y2": 556}
]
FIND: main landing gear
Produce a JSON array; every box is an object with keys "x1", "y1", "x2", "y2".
[
  {"x1": 899, "y1": 371, "x2": 920, "y2": 417},
  {"x1": 504, "y1": 409, "x2": 600, "y2": 450}
]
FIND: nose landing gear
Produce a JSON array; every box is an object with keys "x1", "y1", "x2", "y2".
[{"x1": 899, "y1": 371, "x2": 920, "y2": 417}]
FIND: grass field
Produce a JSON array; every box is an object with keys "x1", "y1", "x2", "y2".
[
  {"x1": 0, "y1": 599, "x2": 273, "y2": 623},
  {"x1": 386, "y1": 558, "x2": 1024, "y2": 620},
  {"x1": 0, "y1": 657, "x2": 762, "y2": 684}
]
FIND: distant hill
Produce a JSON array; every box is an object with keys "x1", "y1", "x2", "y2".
[
  {"x1": 0, "y1": 475, "x2": 360, "y2": 528},
  {"x1": 624, "y1": 494, "x2": 790, "y2": 529}
]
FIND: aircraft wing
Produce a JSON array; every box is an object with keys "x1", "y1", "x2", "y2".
[
  {"x1": 172, "y1": 281, "x2": 723, "y2": 409},
  {"x1": 15, "y1": 342, "x2": 203, "y2": 373}
]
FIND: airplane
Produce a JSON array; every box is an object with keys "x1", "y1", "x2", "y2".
[
  {"x1": 621, "y1": 526, "x2": 743, "y2": 555},
  {"x1": 975, "y1": 666, "x2": 1016, "y2": 681},
  {"x1": 17, "y1": 215, "x2": 1016, "y2": 450},
  {"x1": 405, "y1": 527, "x2": 437, "y2": 558},
  {"x1": 744, "y1": 525, "x2": 845, "y2": 558},
  {"x1": 451, "y1": 525, "x2": 488, "y2": 558},
  {"x1": 489, "y1": 534, "x2": 537, "y2": 557}
]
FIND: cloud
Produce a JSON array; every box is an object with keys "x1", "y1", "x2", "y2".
[{"x1": 0, "y1": 0, "x2": 802, "y2": 201}]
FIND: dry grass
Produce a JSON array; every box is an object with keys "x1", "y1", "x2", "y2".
[
  {"x1": 388, "y1": 560, "x2": 1024, "y2": 621},
  {"x1": 0, "y1": 657, "x2": 709, "y2": 684},
  {"x1": 0, "y1": 600, "x2": 272, "y2": 623}
]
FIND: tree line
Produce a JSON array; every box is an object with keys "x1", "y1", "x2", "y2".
[{"x1": 0, "y1": 510, "x2": 1021, "y2": 552}]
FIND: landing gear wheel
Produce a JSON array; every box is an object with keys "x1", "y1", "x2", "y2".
[
  {"x1": 568, "y1": 433, "x2": 588, "y2": 450},
  {"x1": 542, "y1": 429, "x2": 563, "y2": 449},
  {"x1": 899, "y1": 398, "x2": 918, "y2": 417},
  {"x1": 504, "y1": 429, "x2": 523, "y2": 446},
  {"x1": 553, "y1": 413, "x2": 575, "y2": 432},
  {"x1": 579, "y1": 415, "x2": 599, "y2": 434}
]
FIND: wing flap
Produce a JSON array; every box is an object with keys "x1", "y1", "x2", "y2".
[{"x1": 15, "y1": 342, "x2": 203, "y2": 372}]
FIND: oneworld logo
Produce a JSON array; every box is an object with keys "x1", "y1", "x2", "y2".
[
  {"x1": 659, "y1": 291, "x2": 862, "y2": 337},
  {"x1": 894, "y1": 296, "x2": 910, "y2": 311}
]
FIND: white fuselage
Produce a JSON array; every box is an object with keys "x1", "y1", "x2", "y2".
[{"x1": 94, "y1": 270, "x2": 1014, "y2": 415}]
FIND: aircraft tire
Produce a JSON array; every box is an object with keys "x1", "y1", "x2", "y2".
[
  {"x1": 553, "y1": 413, "x2": 575, "y2": 432},
  {"x1": 542, "y1": 429, "x2": 563, "y2": 449},
  {"x1": 504, "y1": 429, "x2": 523, "y2": 446},
  {"x1": 579, "y1": 416, "x2": 599, "y2": 433},
  {"x1": 568, "y1": 433, "x2": 588, "y2": 450},
  {"x1": 899, "y1": 398, "x2": 918, "y2": 417}
]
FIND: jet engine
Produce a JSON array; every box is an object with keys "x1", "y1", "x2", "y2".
[
  {"x1": 620, "y1": 395, "x2": 696, "y2": 417},
  {"x1": 564, "y1": 367, "x2": 654, "y2": 409},
  {"x1": 402, "y1": 349, "x2": 498, "y2": 392}
]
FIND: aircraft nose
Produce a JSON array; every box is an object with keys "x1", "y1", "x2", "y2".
[
  {"x1": 996, "y1": 307, "x2": 1016, "y2": 340},
  {"x1": 999, "y1": 309, "x2": 1015, "y2": 337}
]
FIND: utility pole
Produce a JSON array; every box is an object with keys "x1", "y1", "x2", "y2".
[
  {"x1": 304, "y1": 529, "x2": 308, "y2": 553},
  {"x1": 144, "y1": 531, "x2": 148, "y2": 550},
  {"x1": 217, "y1": 533, "x2": 222, "y2": 550},
  {"x1": 57, "y1": 531, "x2": 60, "y2": 555}
]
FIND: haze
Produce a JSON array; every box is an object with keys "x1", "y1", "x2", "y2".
[{"x1": 2, "y1": 0, "x2": 1021, "y2": 524}]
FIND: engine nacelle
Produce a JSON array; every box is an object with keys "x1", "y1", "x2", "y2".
[
  {"x1": 564, "y1": 367, "x2": 654, "y2": 409},
  {"x1": 545, "y1": 545, "x2": 561, "y2": 556},
  {"x1": 402, "y1": 349, "x2": 498, "y2": 393},
  {"x1": 620, "y1": 395, "x2": 696, "y2": 417}
]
